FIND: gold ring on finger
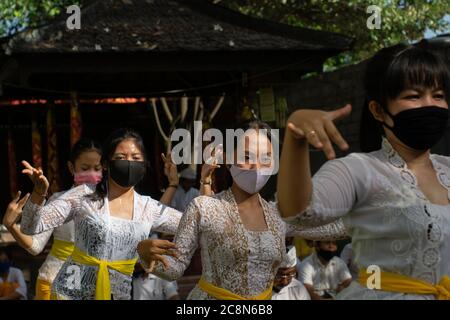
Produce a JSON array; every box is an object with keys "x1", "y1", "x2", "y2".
[{"x1": 308, "y1": 130, "x2": 317, "y2": 137}]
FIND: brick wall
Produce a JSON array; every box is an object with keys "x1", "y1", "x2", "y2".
[{"x1": 286, "y1": 60, "x2": 368, "y2": 173}]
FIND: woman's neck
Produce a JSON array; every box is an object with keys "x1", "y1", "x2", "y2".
[
  {"x1": 108, "y1": 180, "x2": 134, "y2": 200},
  {"x1": 387, "y1": 135, "x2": 432, "y2": 170},
  {"x1": 230, "y1": 183, "x2": 259, "y2": 206}
]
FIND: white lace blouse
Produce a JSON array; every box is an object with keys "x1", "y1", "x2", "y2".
[
  {"x1": 153, "y1": 188, "x2": 348, "y2": 300},
  {"x1": 25, "y1": 191, "x2": 76, "y2": 284},
  {"x1": 21, "y1": 184, "x2": 182, "y2": 300},
  {"x1": 284, "y1": 137, "x2": 450, "y2": 300}
]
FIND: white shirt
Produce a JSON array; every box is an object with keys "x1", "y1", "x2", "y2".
[
  {"x1": 170, "y1": 186, "x2": 200, "y2": 213},
  {"x1": 0, "y1": 267, "x2": 27, "y2": 300},
  {"x1": 132, "y1": 273, "x2": 178, "y2": 300},
  {"x1": 296, "y1": 257, "x2": 302, "y2": 280},
  {"x1": 24, "y1": 191, "x2": 76, "y2": 284},
  {"x1": 21, "y1": 184, "x2": 182, "y2": 300},
  {"x1": 285, "y1": 137, "x2": 450, "y2": 299},
  {"x1": 298, "y1": 252, "x2": 351, "y2": 297},
  {"x1": 340, "y1": 243, "x2": 359, "y2": 280},
  {"x1": 271, "y1": 278, "x2": 310, "y2": 300},
  {"x1": 154, "y1": 189, "x2": 347, "y2": 300}
]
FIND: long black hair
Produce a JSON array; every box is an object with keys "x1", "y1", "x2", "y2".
[
  {"x1": 62, "y1": 138, "x2": 102, "y2": 189},
  {"x1": 88, "y1": 128, "x2": 148, "y2": 206},
  {"x1": 70, "y1": 138, "x2": 102, "y2": 164},
  {"x1": 359, "y1": 43, "x2": 450, "y2": 152}
]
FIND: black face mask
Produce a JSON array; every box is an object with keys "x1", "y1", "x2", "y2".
[
  {"x1": 109, "y1": 160, "x2": 146, "y2": 188},
  {"x1": 381, "y1": 106, "x2": 449, "y2": 150},
  {"x1": 316, "y1": 249, "x2": 337, "y2": 262}
]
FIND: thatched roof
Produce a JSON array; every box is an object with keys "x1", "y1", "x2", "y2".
[{"x1": 1, "y1": 0, "x2": 352, "y2": 54}]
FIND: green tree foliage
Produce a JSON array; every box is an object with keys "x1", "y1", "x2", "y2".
[
  {"x1": 218, "y1": 0, "x2": 449, "y2": 68},
  {"x1": 0, "y1": 0, "x2": 80, "y2": 36}
]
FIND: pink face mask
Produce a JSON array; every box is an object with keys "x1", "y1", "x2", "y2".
[{"x1": 74, "y1": 171, "x2": 102, "y2": 186}]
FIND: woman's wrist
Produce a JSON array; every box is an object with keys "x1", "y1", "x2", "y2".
[
  {"x1": 30, "y1": 189, "x2": 47, "y2": 205},
  {"x1": 200, "y1": 177, "x2": 211, "y2": 185},
  {"x1": 8, "y1": 224, "x2": 22, "y2": 237},
  {"x1": 4, "y1": 221, "x2": 15, "y2": 230},
  {"x1": 33, "y1": 188, "x2": 48, "y2": 198},
  {"x1": 168, "y1": 177, "x2": 179, "y2": 186},
  {"x1": 168, "y1": 179, "x2": 179, "y2": 187}
]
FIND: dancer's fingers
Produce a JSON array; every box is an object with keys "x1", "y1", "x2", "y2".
[
  {"x1": 287, "y1": 122, "x2": 305, "y2": 140},
  {"x1": 12, "y1": 191, "x2": 21, "y2": 203},
  {"x1": 17, "y1": 193, "x2": 31, "y2": 209},
  {"x1": 324, "y1": 120, "x2": 349, "y2": 151},
  {"x1": 21, "y1": 160, "x2": 34, "y2": 171}
]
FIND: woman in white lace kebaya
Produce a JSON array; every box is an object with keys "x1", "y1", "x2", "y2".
[
  {"x1": 3, "y1": 138, "x2": 103, "y2": 300},
  {"x1": 20, "y1": 129, "x2": 182, "y2": 300},
  {"x1": 144, "y1": 121, "x2": 348, "y2": 300},
  {"x1": 278, "y1": 44, "x2": 450, "y2": 299}
]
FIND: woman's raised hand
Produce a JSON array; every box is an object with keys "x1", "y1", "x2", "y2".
[
  {"x1": 161, "y1": 153, "x2": 179, "y2": 186},
  {"x1": 21, "y1": 160, "x2": 49, "y2": 196},
  {"x1": 201, "y1": 144, "x2": 222, "y2": 182},
  {"x1": 137, "y1": 239, "x2": 179, "y2": 272},
  {"x1": 287, "y1": 104, "x2": 352, "y2": 160},
  {"x1": 2, "y1": 191, "x2": 30, "y2": 228}
]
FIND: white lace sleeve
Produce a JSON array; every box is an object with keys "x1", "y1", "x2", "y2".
[
  {"x1": 152, "y1": 199, "x2": 200, "y2": 281},
  {"x1": 25, "y1": 192, "x2": 65, "y2": 255},
  {"x1": 285, "y1": 219, "x2": 348, "y2": 241},
  {"x1": 283, "y1": 155, "x2": 369, "y2": 227},
  {"x1": 150, "y1": 201, "x2": 183, "y2": 235},
  {"x1": 20, "y1": 184, "x2": 90, "y2": 235},
  {"x1": 26, "y1": 229, "x2": 53, "y2": 256}
]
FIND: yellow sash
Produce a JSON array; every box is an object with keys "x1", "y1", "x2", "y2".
[
  {"x1": 198, "y1": 277, "x2": 272, "y2": 300},
  {"x1": 70, "y1": 247, "x2": 137, "y2": 300},
  {"x1": 50, "y1": 239, "x2": 75, "y2": 261},
  {"x1": 358, "y1": 268, "x2": 450, "y2": 300},
  {"x1": 35, "y1": 278, "x2": 52, "y2": 300}
]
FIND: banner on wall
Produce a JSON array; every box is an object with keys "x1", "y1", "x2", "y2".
[
  {"x1": 70, "y1": 92, "x2": 82, "y2": 147},
  {"x1": 47, "y1": 107, "x2": 60, "y2": 195},
  {"x1": 31, "y1": 116, "x2": 43, "y2": 169}
]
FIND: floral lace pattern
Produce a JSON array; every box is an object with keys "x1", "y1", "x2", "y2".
[
  {"x1": 153, "y1": 189, "x2": 348, "y2": 300},
  {"x1": 33, "y1": 222, "x2": 75, "y2": 283},
  {"x1": 24, "y1": 191, "x2": 76, "y2": 283},
  {"x1": 21, "y1": 184, "x2": 182, "y2": 300},
  {"x1": 284, "y1": 137, "x2": 450, "y2": 299},
  {"x1": 379, "y1": 138, "x2": 446, "y2": 285}
]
